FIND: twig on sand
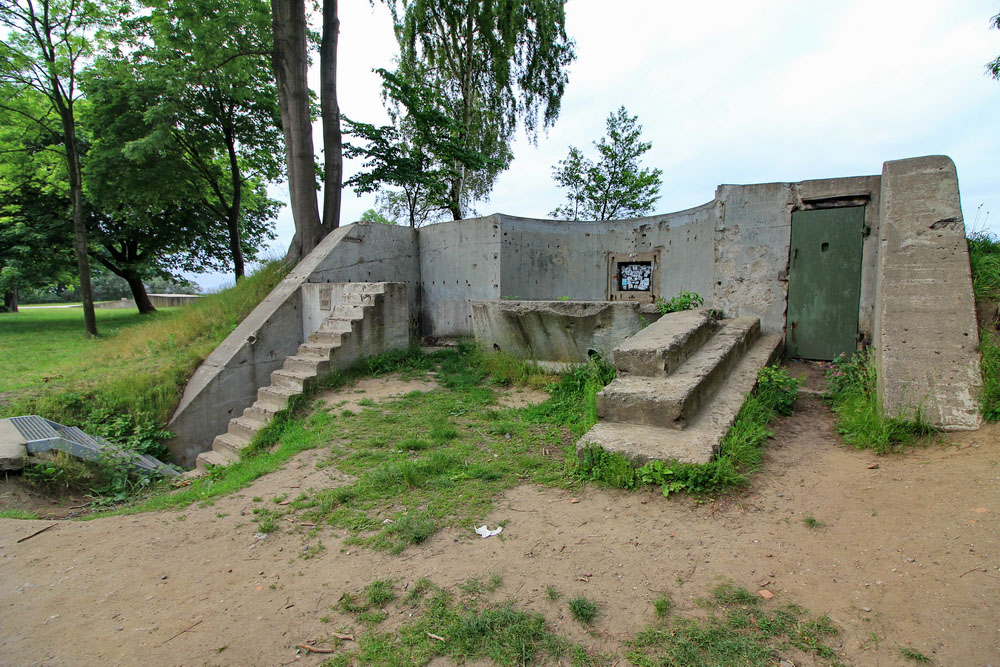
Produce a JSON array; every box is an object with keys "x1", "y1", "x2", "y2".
[
  {"x1": 161, "y1": 619, "x2": 203, "y2": 644},
  {"x1": 16, "y1": 523, "x2": 57, "y2": 543}
]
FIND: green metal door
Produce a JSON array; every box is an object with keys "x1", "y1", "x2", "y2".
[{"x1": 785, "y1": 206, "x2": 864, "y2": 360}]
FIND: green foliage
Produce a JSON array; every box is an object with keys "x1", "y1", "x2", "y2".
[
  {"x1": 358, "y1": 208, "x2": 397, "y2": 225},
  {"x1": 802, "y1": 516, "x2": 825, "y2": 529},
  {"x1": 391, "y1": 0, "x2": 576, "y2": 219},
  {"x1": 967, "y1": 231, "x2": 1000, "y2": 420},
  {"x1": 987, "y1": 12, "x2": 1000, "y2": 80},
  {"x1": 576, "y1": 365, "x2": 799, "y2": 496},
  {"x1": 1, "y1": 261, "x2": 286, "y2": 470},
  {"x1": 568, "y1": 596, "x2": 598, "y2": 624},
  {"x1": 899, "y1": 646, "x2": 932, "y2": 663},
  {"x1": 652, "y1": 595, "x2": 673, "y2": 619},
  {"x1": 826, "y1": 351, "x2": 935, "y2": 453},
  {"x1": 655, "y1": 291, "x2": 705, "y2": 315},
  {"x1": 628, "y1": 585, "x2": 841, "y2": 666},
  {"x1": 551, "y1": 106, "x2": 663, "y2": 221}
]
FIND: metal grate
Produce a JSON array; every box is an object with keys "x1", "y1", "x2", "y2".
[{"x1": 9, "y1": 415, "x2": 59, "y2": 443}]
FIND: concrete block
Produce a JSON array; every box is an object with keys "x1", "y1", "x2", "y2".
[
  {"x1": 612, "y1": 309, "x2": 716, "y2": 376},
  {"x1": 470, "y1": 300, "x2": 661, "y2": 364},
  {"x1": 0, "y1": 418, "x2": 27, "y2": 471},
  {"x1": 874, "y1": 156, "x2": 981, "y2": 430}
]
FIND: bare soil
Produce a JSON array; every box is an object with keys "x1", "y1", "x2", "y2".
[{"x1": 2, "y1": 375, "x2": 999, "y2": 666}]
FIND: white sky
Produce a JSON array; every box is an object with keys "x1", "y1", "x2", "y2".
[{"x1": 197, "y1": 0, "x2": 1000, "y2": 289}]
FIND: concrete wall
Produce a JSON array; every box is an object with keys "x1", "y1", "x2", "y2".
[
  {"x1": 308, "y1": 222, "x2": 420, "y2": 321},
  {"x1": 418, "y1": 216, "x2": 502, "y2": 337},
  {"x1": 873, "y1": 156, "x2": 981, "y2": 429},
  {"x1": 496, "y1": 208, "x2": 715, "y2": 304}
]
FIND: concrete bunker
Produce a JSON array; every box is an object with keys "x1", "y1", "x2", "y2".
[{"x1": 167, "y1": 154, "x2": 981, "y2": 468}]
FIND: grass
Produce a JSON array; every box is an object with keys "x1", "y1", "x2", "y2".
[
  {"x1": 802, "y1": 515, "x2": 825, "y2": 529},
  {"x1": 575, "y1": 365, "x2": 801, "y2": 496},
  {"x1": 968, "y1": 232, "x2": 1000, "y2": 420},
  {"x1": 0, "y1": 262, "x2": 287, "y2": 463},
  {"x1": 324, "y1": 577, "x2": 597, "y2": 666},
  {"x1": 825, "y1": 350, "x2": 936, "y2": 453},
  {"x1": 627, "y1": 583, "x2": 843, "y2": 666},
  {"x1": 899, "y1": 646, "x2": 932, "y2": 663},
  {"x1": 651, "y1": 594, "x2": 672, "y2": 618},
  {"x1": 568, "y1": 595, "x2": 599, "y2": 624}
]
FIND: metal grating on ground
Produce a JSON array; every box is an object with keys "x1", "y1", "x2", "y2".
[{"x1": 6, "y1": 415, "x2": 178, "y2": 476}]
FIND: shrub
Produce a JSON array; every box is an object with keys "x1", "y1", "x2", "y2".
[{"x1": 655, "y1": 290, "x2": 704, "y2": 315}]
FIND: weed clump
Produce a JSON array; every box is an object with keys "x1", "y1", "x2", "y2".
[
  {"x1": 568, "y1": 595, "x2": 598, "y2": 624},
  {"x1": 826, "y1": 350, "x2": 935, "y2": 453}
]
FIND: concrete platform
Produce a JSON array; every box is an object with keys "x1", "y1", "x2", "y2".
[{"x1": 612, "y1": 309, "x2": 718, "y2": 376}]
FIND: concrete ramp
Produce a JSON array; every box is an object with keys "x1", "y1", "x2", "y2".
[{"x1": 577, "y1": 310, "x2": 782, "y2": 464}]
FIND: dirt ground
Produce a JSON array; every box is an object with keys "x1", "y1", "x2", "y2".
[{"x1": 1, "y1": 370, "x2": 999, "y2": 666}]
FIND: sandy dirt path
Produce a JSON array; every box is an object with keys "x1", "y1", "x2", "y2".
[{"x1": 1, "y1": 393, "x2": 998, "y2": 666}]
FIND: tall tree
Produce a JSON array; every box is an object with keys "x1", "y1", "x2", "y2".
[
  {"x1": 344, "y1": 68, "x2": 499, "y2": 227},
  {"x1": 105, "y1": 0, "x2": 284, "y2": 281},
  {"x1": 391, "y1": 0, "x2": 576, "y2": 219},
  {"x1": 0, "y1": 0, "x2": 129, "y2": 335},
  {"x1": 550, "y1": 106, "x2": 663, "y2": 222},
  {"x1": 271, "y1": 0, "x2": 342, "y2": 264},
  {"x1": 82, "y1": 58, "x2": 278, "y2": 313}
]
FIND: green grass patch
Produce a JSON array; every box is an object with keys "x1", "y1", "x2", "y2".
[
  {"x1": 568, "y1": 595, "x2": 599, "y2": 625},
  {"x1": 627, "y1": 583, "x2": 843, "y2": 666},
  {"x1": 575, "y1": 365, "x2": 801, "y2": 496},
  {"x1": 968, "y1": 232, "x2": 1000, "y2": 420},
  {"x1": 899, "y1": 646, "x2": 932, "y2": 663},
  {"x1": 326, "y1": 577, "x2": 598, "y2": 666},
  {"x1": 0, "y1": 508, "x2": 40, "y2": 519},
  {"x1": 826, "y1": 350, "x2": 936, "y2": 453}
]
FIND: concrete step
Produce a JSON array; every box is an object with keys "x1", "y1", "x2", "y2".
[
  {"x1": 297, "y1": 341, "x2": 335, "y2": 359},
  {"x1": 228, "y1": 416, "x2": 264, "y2": 441},
  {"x1": 284, "y1": 355, "x2": 330, "y2": 375},
  {"x1": 332, "y1": 304, "x2": 367, "y2": 319},
  {"x1": 309, "y1": 328, "x2": 348, "y2": 345},
  {"x1": 271, "y1": 368, "x2": 314, "y2": 391},
  {"x1": 196, "y1": 448, "x2": 239, "y2": 472},
  {"x1": 343, "y1": 282, "x2": 387, "y2": 295},
  {"x1": 213, "y1": 431, "x2": 252, "y2": 457},
  {"x1": 596, "y1": 318, "x2": 760, "y2": 429},
  {"x1": 578, "y1": 333, "x2": 783, "y2": 464},
  {"x1": 258, "y1": 384, "x2": 300, "y2": 408},
  {"x1": 243, "y1": 402, "x2": 281, "y2": 423},
  {"x1": 613, "y1": 309, "x2": 718, "y2": 376}
]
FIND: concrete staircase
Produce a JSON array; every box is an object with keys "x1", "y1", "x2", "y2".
[
  {"x1": 577, "y1": 309, "x2": 783, "y2": 465},
  {"x1": 195, "y1": 283, "x2": 406, "y2": 472}
]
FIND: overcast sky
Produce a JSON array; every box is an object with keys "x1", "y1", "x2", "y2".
[{"x1": 197, "y1": 0, "x2": 1000, "y2": 290}]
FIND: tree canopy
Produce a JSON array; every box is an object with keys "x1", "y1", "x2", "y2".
[
  {"x1": 550, "y1": 106, "x2": 663, "y2": 222},
  {"x1": 988, "y1": 12, "x2": 1000, "y2": 80},
  {"x1": 390, "y1": 0, "x2": 576, "y2": 219}
]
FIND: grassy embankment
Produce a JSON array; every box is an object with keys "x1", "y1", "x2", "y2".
[{"x1": 0, "y1": 262, "x2": 286, "y2": 457}]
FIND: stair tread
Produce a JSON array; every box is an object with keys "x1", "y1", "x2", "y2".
[
  {"x1": 579, "y1": 333, "x2": 783, "y2": 464},
  {"x1": 197, "y1": 449, "x2": 238, "y2": 469},
  {"x1": 216, "y1": 431, "x2": 250, "y2": 447},
  {"x1": 273, "y1": 368, "x2": 314, "y2": 380},
  {"x1": 613, "y1": 309, "x2": 716, "y2": 375},
  {"x1": 231, "y1": 414, "x2": 267, "y2": 429},
  {"x1": 260, "y1": 384, "x2": 300, "y2": 398}
]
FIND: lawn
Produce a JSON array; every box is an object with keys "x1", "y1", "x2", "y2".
[{"x1": 0, "y1": 307, "x2": 177, "y2": 396}]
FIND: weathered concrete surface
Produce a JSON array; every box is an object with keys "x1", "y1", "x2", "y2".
[
  {"x1": 580, "y1": 333, "x2": 783, "y2": 464},
  {"x1": 469, "y1": 300, "x2": 661, "y2": 364},
  {"x1": 167, "y1": 223, "x2": 418, "y2": 468},
  {"x1": 612, "y1": 309, "x2": 716, "y2": 376},
  {"x1": 0, "y1": 419, "x2": 26, "y2": 471},
  {"x1": 597, "y1": 318, "x2": 760, "y2": 429},
  {"x1": 873, "y1": 156, "x2": 981, "y2": 430}
]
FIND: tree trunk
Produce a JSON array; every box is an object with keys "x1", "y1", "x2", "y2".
[
  {"x1": 224, "y1": 129, "x2": 246, "y2": 281},
  {"x1": 320, "y1": 0, "x2": 342, "y2": 234},
  {"x1": 271, "y1": 0, "x2": 322, "y2": 265},
  {"x1": 59, "y1": 107, "x2": 98, "y2": 336},
  {"x1": 3, "y1": 286, "x2": 18, "y2": 313},
  {"x1": 122, "y1": 270, "x2": 156, "y2": 314}
]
